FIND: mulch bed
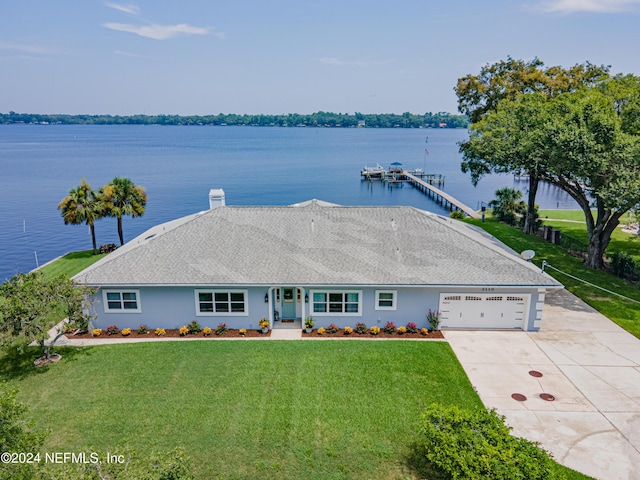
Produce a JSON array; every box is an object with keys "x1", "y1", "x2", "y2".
[
  {"x1": 65, "y1": 328, "x2": 271, "y2": 339},
  {"x1": 302, "y1": 329, "x2": 445, "y2": 339}
]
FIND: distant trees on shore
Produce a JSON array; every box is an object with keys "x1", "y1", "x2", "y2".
[{"x1": 0, "y1": 111, "x2": 468, "y2": 128}]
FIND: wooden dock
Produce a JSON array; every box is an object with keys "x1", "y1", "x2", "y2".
[{"x1": 402, "y1": 172, "x2": 481, "y2": 219}]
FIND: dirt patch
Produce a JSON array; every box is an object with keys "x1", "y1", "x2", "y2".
[{"x1": 34, "y1": 354, "x2": 62, "y2": 367}]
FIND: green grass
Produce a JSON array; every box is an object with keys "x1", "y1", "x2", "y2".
[
  {"x1": 466, "y1": 217, "x2": 640, "y2": 338},
  {"x1": 3, "y1": 341, "x2": 479, "y2": 479},
  {"x1": 1, "y1": 341, "x2": 589, "y2": 479},
  {"x1": 539, "y1": 209, "x2": 592, "y2": 222},
  {"x1": 539, "y1": 209, "x2": 640, "y2": 266},
  {"x1": 37, "y1": 250, "x2": 106, "y2": 279}
]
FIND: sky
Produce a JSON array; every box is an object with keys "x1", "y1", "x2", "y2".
[{"x1": 1, "y1": 0, "x2": 639, "y2": 116}]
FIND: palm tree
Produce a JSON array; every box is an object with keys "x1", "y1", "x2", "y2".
[
  {"x1": 488, "y1": 187, "x2": 526, "y2": 226},
  {"x1": 102, "y1": 177, "x2": 148, "y2": 246},
  {"x1": 58, "y1": 179, "x2": 104, "y2": 254}
]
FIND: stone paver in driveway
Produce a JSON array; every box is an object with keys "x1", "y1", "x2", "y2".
[{"x1": 445, "y1": 289, "x2": 640, "y2": 480}]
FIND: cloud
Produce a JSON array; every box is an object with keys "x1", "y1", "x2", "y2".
[
  {"x1": 114, "y1": 50, "x2": 144, "y2": 57},
  {"x1": 103, "y1": 22, "x2": 216, "y2": 40},
  {"x1": 319, "y1": 57, "x2": 387, "y2": 68},
  {"x1": 0, "y1": 42, "x2": 60, "y2": 55},
  {"x1": 536, "y1": 0, "x2": 640, "y2": 12},
  {"x1": 104, "y1": 2, "x2": 141, "y2": 16}
]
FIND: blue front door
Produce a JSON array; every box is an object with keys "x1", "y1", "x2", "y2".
[{"x1": 281, "y1": 288, "x2": 296, "y2": 319}]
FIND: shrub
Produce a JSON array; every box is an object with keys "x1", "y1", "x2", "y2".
[
  {"x1": 215, "y1": 323, "x2": 228, "y2": 336},
  {"x1": 92, "y1": 328, "x2": 102, "y2": 337},
  {"x1": 344, "y1": 326, "x2": 353, "y2": 335},
  {"x1": 137, "y1": 324, "x2": 148, "y2": 335},
  {"x1": 202, "y1": 327, "x2": 212, "y2": 336},
  {"x1": 610, "y1": 251, "x2": 637, "y2": 279},
  {"x1": 420, "y1": 328, "x2": 429, "y2": 336},
  {"x1": 406, "y1": 322, "x2": 418, "y2": 333},
  {"x1": 397, "y1": 326, "x2": 407, "y2": 335},
  {"x1": 355, "y1": 322, "x2": 367, "y2": 334},
  {"x1": 449, "y1": 210, "x2": 465, "y2": 220},
  {"x1": 187, "y1": 320, "x2": 202, "y2": 334},
  {"x1": 370, "y1": 326, "x2": 380, "y2": 335},
  {"x1": 383, "y1": 321, "x2": 396, "y2": 334},
  {"x1": 420, "y1": 404, "x2": 559, "y2": 479},
  {"x1": 427, "y1": 309, "x2": 441, "y2": 331},
  {"x1": 304, "y1": 317, "x2": 314, "y2": 328},
  {"x1": 121, "y1": 328, "x2": 131, "y2": 336},
  {"x1": 327, "y1": 323, "x2": 339, "y2": 334},
  {"x1": 179, "y1": 326, "x2": 189, "y2": 336},
  {"x1": 317, "y1": 327, "x2": 326, "y2": 335},
  {"x1": 239, "y1": 328, "x2": 247, "y2": 336},
  {"x1": 489, "y1": 187, "x2": 526, "y2": 226},
  {"x1": 105, "y1": 325, "x2": 119, "y2": 336},
  {"x1": 155, "y1": 328, "x2": 166, "y2": 336}
]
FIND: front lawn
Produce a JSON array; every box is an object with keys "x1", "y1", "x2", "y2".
[{"x1": 4, "y1": 341, "x2": 481, "y2": 479}]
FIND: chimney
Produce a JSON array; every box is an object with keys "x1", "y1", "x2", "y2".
[{"x1": 209, "y1": 188, "x2": 226, "y2": 209}]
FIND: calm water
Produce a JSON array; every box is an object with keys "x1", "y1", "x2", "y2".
[{"x1": 0, "y1": 125, "x2": 577, "y2": 280}]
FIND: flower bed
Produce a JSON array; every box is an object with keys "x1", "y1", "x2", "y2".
[
  {"x1": 302, "y1": 327, "x2": 444, "y2": 339},
  {"x1": 65, "y1": 328, "x2": 271, "y2": 339}
]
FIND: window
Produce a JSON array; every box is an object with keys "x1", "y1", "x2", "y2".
[
  {"x1": 195, "y1": 290, "x2": 248, "y2": 316},
  {"x1": 103, "y1": 290, "x2": 141, "y2": 313},
  {"x1": 311, "y1": 291, "x2": 361, "y2": 316},
  {"x1": 375, "y1": 290, "x2": 397, "y2": 310}
]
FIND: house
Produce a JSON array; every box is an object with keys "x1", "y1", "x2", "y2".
[{"x1": 73, "y1": 191, "x2": 562, "y2": 332}]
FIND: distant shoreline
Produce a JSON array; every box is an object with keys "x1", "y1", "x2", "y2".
[{"x1": 0, "y1": 111, "x2": 469, "y2": 129}]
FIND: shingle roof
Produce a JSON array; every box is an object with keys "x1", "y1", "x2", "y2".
[{"x1": 73, "y1": 200, "x2": 560, "y2": 287}]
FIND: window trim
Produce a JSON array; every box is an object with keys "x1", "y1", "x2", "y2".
[
  {"x1": 310, "y1": 290, "x2": 362, "y2": 316},
  {"x1": 375, "y1": 290, "x2": 397, "y2": 311},
  {"x1": 103, "y1": 289, "x2": 141, "y2": 314},
  {"x1": 194, "y1": 289, "x2": 249, "y2": 316}
]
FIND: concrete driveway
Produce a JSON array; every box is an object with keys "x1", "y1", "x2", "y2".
[{"x1": 445, "y1": 289, "x2": 640, "y2": 480}]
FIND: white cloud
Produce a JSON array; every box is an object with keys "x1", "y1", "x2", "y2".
[
  {"x1": 104, "y1": 2, "x2": 141, "y2": 16},
  {"x1": 114, "y1": 50, "x2": 143, "y2": 57},
  {"x1": 0, "y1": 42, "x2": 60, "y2": 55},
  {"x1": 536, "y1": 0, "x2": 640, "y2": 12},
  {"x1": 103, "y1": 22, "x2": 215, "y2": 40}
]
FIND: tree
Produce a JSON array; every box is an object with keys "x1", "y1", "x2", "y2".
[
  {"x1": 462, "y1": 86, "x2": 640, "y2": 269},
  {"x1": 542, "y1": 89, "x2": 640, "y2": 268},
  {"x1": 0, "y1": 382, "x2": 48, "y2": 480},
  {"x1": 57, "y1": 178, "x2": 104, "y2": 255},
  {"x1": 460, "y1": 91, "x2": 553, "y2": 234},
  {"x1": 488, "y1": 187, "x2": 527, "y2": 226},
  {"x1": 0, "y1": 272, "x2": 94, "y2": 361},
  {"x1": 102, "y1": 177, "x2": 147, "y2": 246},
  {"x1": 456, "y1": 57, "x2": 610, "y2": 234}
]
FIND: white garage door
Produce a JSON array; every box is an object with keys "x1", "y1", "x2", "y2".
[{"x1": 439, "y1": 293, "x2": 529, "y2": 329}]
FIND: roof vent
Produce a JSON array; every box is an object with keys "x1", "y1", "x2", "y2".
[{"x1": 209, "y1": 189, "x2": 226, "y2": 209}]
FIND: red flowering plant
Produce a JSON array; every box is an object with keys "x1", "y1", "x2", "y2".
[
  {"x1": 326, "y1": 323, "x2": 339, "y2": 334},
  {"x1": 406, "y1": 322, "x2": 419, "y2": 334},
  {"x1": 383, "y1": 321, "x2": 396, "y2": 335}
]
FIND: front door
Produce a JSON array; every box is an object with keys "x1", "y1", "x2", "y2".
[{"x1": 281, "y1": 288, "x2": 296, "y2": 319}]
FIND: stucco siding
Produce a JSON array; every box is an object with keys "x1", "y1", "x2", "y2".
[{"x1": 89, "y1": 285, "x2": 545, "y2": 332}]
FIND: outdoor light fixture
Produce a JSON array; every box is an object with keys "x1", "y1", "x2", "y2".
[
  {"x1": 304, "y1": 293, "x2": 309, "y2": 303},
  {"x1": 264, "y1": 292, "x2": 269, "y2": 303}
]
